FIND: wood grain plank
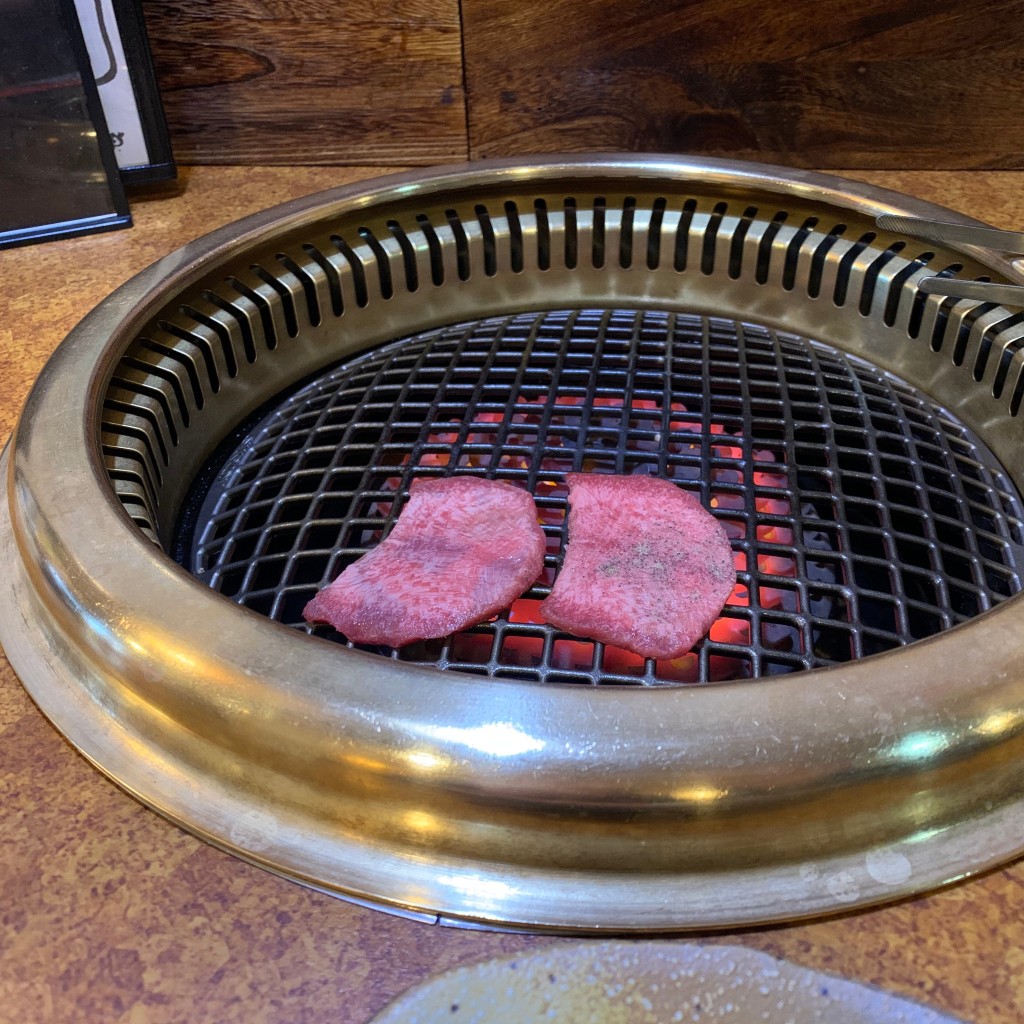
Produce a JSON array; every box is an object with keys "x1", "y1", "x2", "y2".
[
  {"x1": 143, "y1": 4, "x2": 467, "y2": 165},
  {"x1": 147, "y1": 0, "x2": 459, "y2": 25},
  {"x1": 462, "y1": 0, "x2": 1024, "y2": 168}
]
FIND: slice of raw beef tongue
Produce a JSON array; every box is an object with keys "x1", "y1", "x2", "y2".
[
  {"x1": 539, "y1": 474, "x2": 735, "y2": 660},
  {"x1": 303, "y1": 477, "x2": 545, "y2": 647}
]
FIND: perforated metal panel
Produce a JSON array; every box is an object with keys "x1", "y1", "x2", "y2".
[{"x1": 100, "y1": 188, "x2": 1024, "y2": 549}]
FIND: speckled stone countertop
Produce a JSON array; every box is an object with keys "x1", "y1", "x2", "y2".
[{"x1": 3, "y1": 166, "x2": 1024, "y2": 1024}]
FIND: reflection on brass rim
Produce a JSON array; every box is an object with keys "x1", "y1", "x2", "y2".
[{"x1": 4, "y1": 155, "x2": 1024, "y2": 931}]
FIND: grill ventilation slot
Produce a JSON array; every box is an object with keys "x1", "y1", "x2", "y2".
[{"x1": 101, "y1": 191, "x2": 1024, "y2": 568}]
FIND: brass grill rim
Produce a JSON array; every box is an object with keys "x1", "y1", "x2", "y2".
[{"x1": 4, "y1": 154, "x2": 1024, "y2": 932}]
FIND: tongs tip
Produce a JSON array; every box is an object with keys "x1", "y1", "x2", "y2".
[{"x1": 874, "y1": 214, "x2": 1024, "y2": 255}]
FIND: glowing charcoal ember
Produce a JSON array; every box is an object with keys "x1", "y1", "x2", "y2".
[
  {"x1": 761, "y1": 586, "x2": 798, "y2": 612},
  {"x1": 416, "y1": 425, "x2": 459, "y2": 468},
  {"x1": 464, "y1": 412, "x2": 508, "y2": 468},
  {"x1": 759, "y1": 553, "x2": 797, "y2": 575},
  {"x1": 600, "y1": 644, "x2": 647, "y2": 676},
  {"x1": 540, "y1": 474, "x2": 737, "y2": 660},
  {"x1": 711, "y1": 613, "x2": 751, "y2": 646},
  {"x1": 699, "y1": 433, "x2": 800, "y2": 677},
  {"x1": 419, "y1": 451, "x2": 451, "y2": 467},
  {"x1": 536, "y1": 477, "x2": 568, "y2": 500},
  {"x1": 710, "y1": 493, "x2": 745, "y2": 512},
  {"x1": 304, "y1": 477, "x2": 545, "y2": 646},
  {"x1": 758, "y1": 522, "x2": 794, "y2": 546},
  {"x1": 508, "y1": 598, "x2": 545, "y2": 624},
  {"x1": 536, "y1": 503, "x2": 566, "y2": 528},
  {"x1": 710, "y1": 580, "x2": 755, "y2": 652},
  {"x1": 657, "y1": 654, "x2": 699, "y2": 683}
]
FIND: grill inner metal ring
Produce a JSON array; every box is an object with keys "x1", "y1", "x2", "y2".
[{"x1": 180, "y1": 308, "x2": 1024, "y2": 686}]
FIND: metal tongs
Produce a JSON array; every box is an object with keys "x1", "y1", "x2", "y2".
[{"x1": 875, "y1": 213, "x2": 1024, "y2": 305}]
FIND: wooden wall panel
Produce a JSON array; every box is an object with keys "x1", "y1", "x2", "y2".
[
  {"x1": 462, "y1": 0, "x2": 1024, "y2": 168},
  {"x1": 143, "y1": 0, "x2": 467, "y2": 165},
  {"x1": 139, "y1": 0, "x2": 1024, "y2": 168}
]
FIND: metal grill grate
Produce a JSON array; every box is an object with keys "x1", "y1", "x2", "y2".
[{"x1": 177, "y1": 309, "x2": 1024, "y2": 686}]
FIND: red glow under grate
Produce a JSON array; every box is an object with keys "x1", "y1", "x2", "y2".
[{"x1": 381, "y1": 394, "x2": 799, "y2": 683}]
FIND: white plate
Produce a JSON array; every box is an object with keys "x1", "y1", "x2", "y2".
[{"x1": 371, "y1": 941, "x2": 964, "y2": 1023}]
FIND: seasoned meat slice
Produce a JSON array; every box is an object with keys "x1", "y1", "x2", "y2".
[
  {"x1": 303, "y1": 477, "x2": 545, "y2": 647},
  {"x1": 539, "y1": 474, "x2": 735, "y2": 660}
]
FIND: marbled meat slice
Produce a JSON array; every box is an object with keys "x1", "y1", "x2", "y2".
[
  {"x1": 539, "y1": 474, "x2": 735, "y2": 660},
  {"x1": 303, "y1": 477, "x2": 545, "y2": 647}
]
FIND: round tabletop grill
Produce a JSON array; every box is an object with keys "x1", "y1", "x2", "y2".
[{"x1": 5, "y1": 155, "x2": 1024, "y2": 932}]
